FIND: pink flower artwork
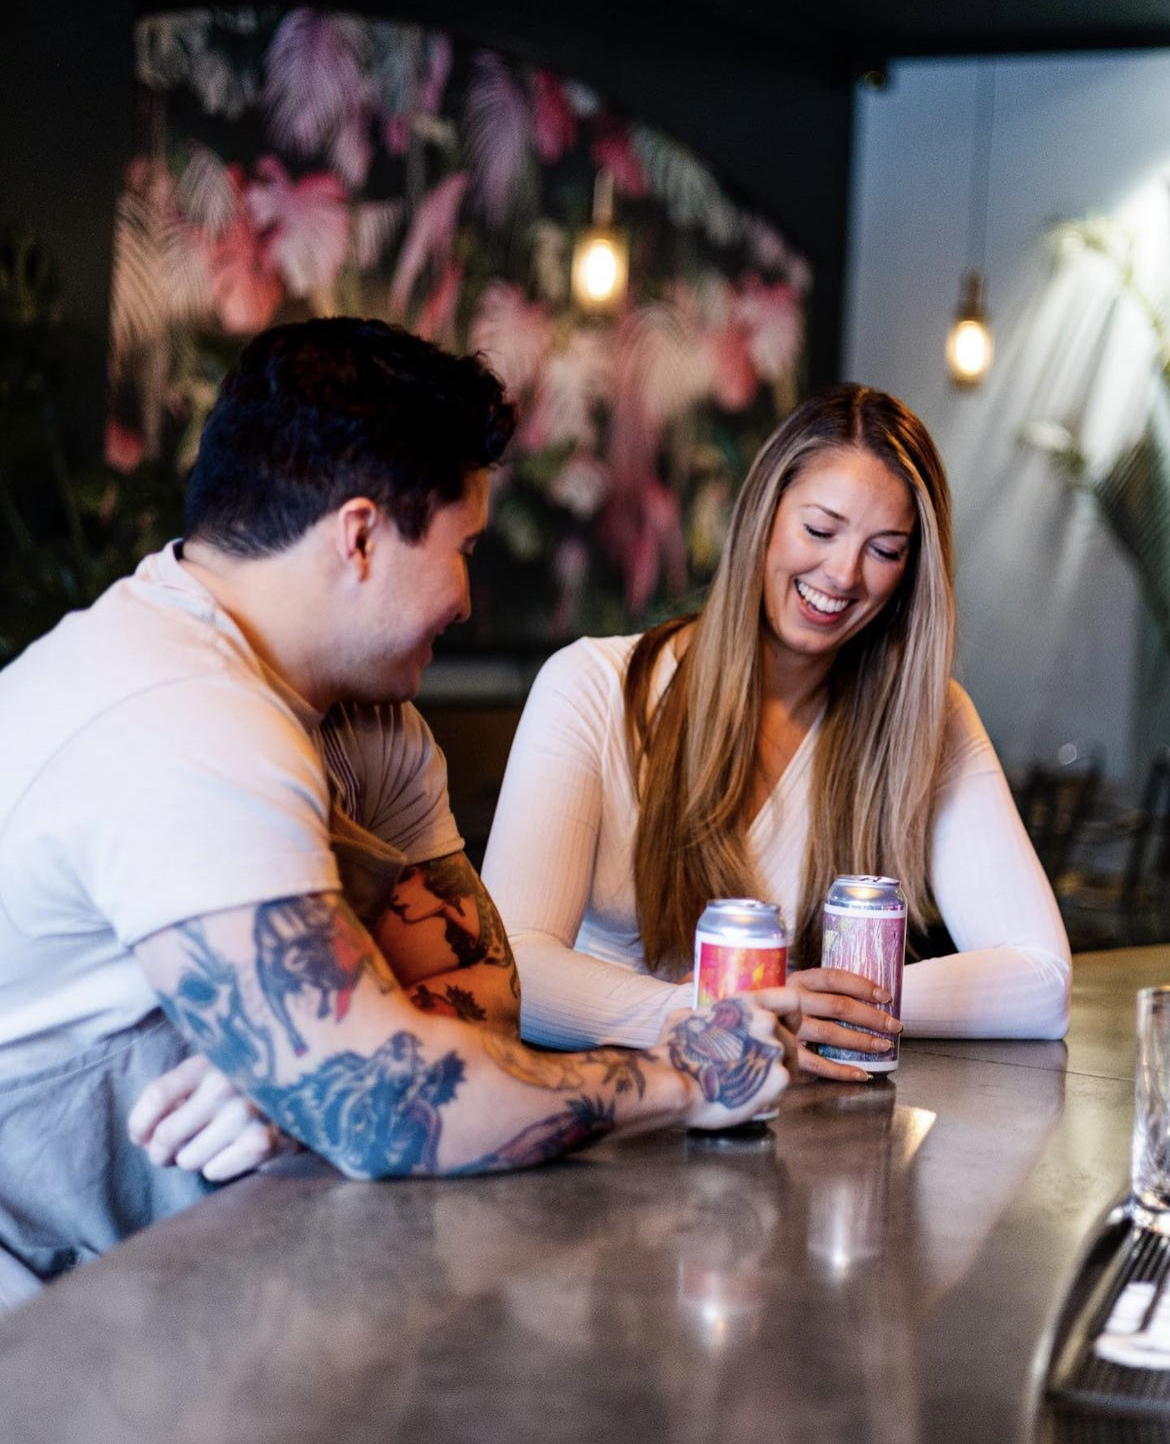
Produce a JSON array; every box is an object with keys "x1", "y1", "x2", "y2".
[
  {"x1": 469, "y1": 281, "x2": 553, "y2": 400},
  {"x1": 735, "y1": 276, "x2": 804, "y2": 383},
  {"x1": 106, "y1": 12, "x2": 809, "y2": 647},
  {"x1": 708, "y1": 323, "x2": 758, "y2": 412},
  {"x1": 416, "y1": 257, "x2": 464, "y2": 347},
  {"x1": 532, "y1": 71, "x2": 576, "y2": 161},
  {"x1": 104, "y1": 418, "x2": 144, "y2": 475},
  {"x1": 590, "y1": 117, "x2": 647, "y2": 197},
  {"x1": 418, "y1": 34, "x2": 453, "y2": 115},
  {"x1": 246, "y1": 157, "x2": 349, "y2": 298},
  {"x1": 388, "y1": 172, "x2": 469, "y2": 319},
  {"x1": 204, "y1": 166, "x2": 284, "y2": 334}
]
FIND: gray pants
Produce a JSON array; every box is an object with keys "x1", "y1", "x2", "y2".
[{"x1": 0, "y1": 1011, "x2": 216, "y2": 1288}]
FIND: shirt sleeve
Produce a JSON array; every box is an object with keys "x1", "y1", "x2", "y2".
[
  {"x1": 902, "y1": 684, "x2": 1072, "y2": 1040},
  {"x1": 20, "y1": 674, "x2": 341, "y2": 948},
  {"x1": 482, "y1": 641, "x2": 689, "y2": 1049},
  {"x1": 340, "y1": 703, "x2": 464, "y2": 864}
]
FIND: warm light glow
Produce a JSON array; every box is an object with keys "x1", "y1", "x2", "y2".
[
  {"x1": 571, "y1": 227, "x2": 628, "y2": 312},
  {"x1": 581, "y1": 238, "x2": 619, "y2": 299},
  {"x1": 947, "y1": 317, "x2": 993, "y2": 383},
  {"x1": 945, "y1": 270, "x2": 994, "y2": 387}
]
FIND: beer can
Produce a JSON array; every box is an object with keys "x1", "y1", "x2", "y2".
[
  {"x1": 816, "y1": 875, "x2": 906, "y2": 1073},
  {"x1": 693, "y1": 898, "x2": 787, "y2": 1009}
]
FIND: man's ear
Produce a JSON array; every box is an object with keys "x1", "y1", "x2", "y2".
[{"x1": 335, "y1": 498, "x2": 381, "y2": 576}]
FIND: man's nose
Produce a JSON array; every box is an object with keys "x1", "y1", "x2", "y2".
[{"x1": 452, "y1": 570, "x2": 472, "y2": 625}]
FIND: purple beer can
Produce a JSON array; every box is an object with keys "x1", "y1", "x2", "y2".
[{"x1": 816, "y1": 875, "x2": 906, "y2": 1073}]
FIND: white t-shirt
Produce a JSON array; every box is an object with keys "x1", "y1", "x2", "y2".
[
  {"x1": 0, "y1": 543, "x2": 461, "y2": 1073},
  {"x1": 482, "y1": 634, "x2": 1071, "y2": 1048}
]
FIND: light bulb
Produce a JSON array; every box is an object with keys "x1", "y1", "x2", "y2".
[
  {"x1": 580, "y1": 238, "x2": 619, "y2": 301},
  {"x1": 571, "y1": 224, "x2": 628, "y2": 313},
  {"x1": 945, "y1": 270, "x2": 993, "y2": 387}
]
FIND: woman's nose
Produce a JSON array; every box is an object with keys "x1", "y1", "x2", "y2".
[{"x1": 822, "y1": 542, "x2": 863, "y2": 591}]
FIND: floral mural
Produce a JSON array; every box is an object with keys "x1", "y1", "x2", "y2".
[{"x1": 109, "y1": 8, "x2": 809, "y2": 646}]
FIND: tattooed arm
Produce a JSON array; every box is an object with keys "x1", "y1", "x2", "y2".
[
  {"x1": 129, "y1": 851, "x2": 519, "y2": 1177},
  {"x1": 132, "y1": 891, "x2": 800, "y2": 1179},
  {"x1": 373, "y1": 851, "x2": 520, "y2": 1034}
]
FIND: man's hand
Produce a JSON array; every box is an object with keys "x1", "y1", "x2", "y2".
[
  {"x1": 786, "y1": 967, "x2": 902, "y2": 1081},
  {"x1": 661, "y1": 986, "x2": 801, "y2": 1129},
  {"x1": 127, "y1": 1054, "x2": 299, "y2": 1181}
]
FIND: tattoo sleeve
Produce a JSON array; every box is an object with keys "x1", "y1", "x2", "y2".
[
  {"x1": 374, "y1": 852, "x2": 522, "y2": 1028},
  {"x1": 142, "y1": 893, "x2": 625, "y2": 1177},
  {"x1": 380, "y1": 852, "x2": 515, "y2": 973}
]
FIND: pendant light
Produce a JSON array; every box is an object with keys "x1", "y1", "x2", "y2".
[
  {"x1": 947, "y1": 60, "x2": 996, "y2": 388},
  {"x1": 571, "y1": 169, "x2": 628, "y2": 313}
]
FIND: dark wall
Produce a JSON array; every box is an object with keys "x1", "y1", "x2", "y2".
[{"x1": 2, "y1": 0, "x2": 136, "y2": 459}]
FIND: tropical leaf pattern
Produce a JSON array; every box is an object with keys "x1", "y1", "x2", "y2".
[
  {"x1": 632, "y1": 128, "x2": 744, "y2": 248},
  {"x1": 263, "y1": 10, "x2": 368, "y2": 159},
  {"x1": 106, "y1": 7, "x2": 809, "y2": 645},
  {"x1": 463, "y1": 52, "x2": 537, "y2": 232}
]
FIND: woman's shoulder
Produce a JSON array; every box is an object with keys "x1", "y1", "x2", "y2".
[
  {"x1": 520, "y1": 634, "x2": 645, "y2": 730},
  {"x1": 535, "y1": 632, "x2": 642, "y2": 690},
  {"x1": 939, "y1": 678, "x2": 1001, "y2": 781}
]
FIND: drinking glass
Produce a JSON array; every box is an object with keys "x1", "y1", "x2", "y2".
[{"x1": 1132, "y1": 986, "x2": 1170, "y2": 1218}]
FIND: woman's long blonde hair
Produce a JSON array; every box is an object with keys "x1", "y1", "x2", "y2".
[{"x1": 624, "y1": 383, "x2": 956, "y2": 973}]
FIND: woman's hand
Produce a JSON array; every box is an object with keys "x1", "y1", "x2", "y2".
[
  {"x1": 127, "y1": 1054, "x2": 299, "y2": 1181},
  {"x1": 786, "y1": 967, "x2": 903, "y2": 1082}
]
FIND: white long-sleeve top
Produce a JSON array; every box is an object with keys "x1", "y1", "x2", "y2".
[{"x1": 482, "y1": 634, "x2": 1071, "y2": 1049}]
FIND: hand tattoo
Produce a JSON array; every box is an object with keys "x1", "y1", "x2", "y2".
[{"x1": 666, "y1": 998, "x2": 777, "y2": 1109}]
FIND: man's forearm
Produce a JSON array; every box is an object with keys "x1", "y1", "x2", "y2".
[
  {"x1": 407, "y1": 961, "x2": 520, "y2": 1033},
  {"x1": 138, "y1": 894, "x2": 791, "y2": 1180},
  {"x1": 151, "y1": 902, "x2": 684, "y2": 1176}
]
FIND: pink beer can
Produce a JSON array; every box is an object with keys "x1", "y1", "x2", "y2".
[
  {"x1": 692, "y1": 898, "x2": 788, "y2": 1008},
  {"x1": 816, "y1": 874, "x2": 907, "y2": 1073}
]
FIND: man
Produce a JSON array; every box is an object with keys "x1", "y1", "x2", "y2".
[{"x1": 0, "y1": 318, "x2": 799, "y2": 1291}]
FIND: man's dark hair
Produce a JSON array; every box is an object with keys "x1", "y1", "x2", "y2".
[{"x1": 184, "y1": 318, "x2": 516, "y2": 555}]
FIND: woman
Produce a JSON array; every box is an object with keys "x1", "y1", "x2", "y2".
[{"x1": 481, "y1": 384, "x2": 1071, "y2": 1079}]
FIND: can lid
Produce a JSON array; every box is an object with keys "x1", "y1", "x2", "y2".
[{"x1": 826, "y1": 875, "x2": 906, "y2": 911}]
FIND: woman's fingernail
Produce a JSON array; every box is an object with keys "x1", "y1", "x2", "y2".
[
  {"x1": 875, "y1": 988, "x2": 892, "y2": 1004},
  {"x1": 886, "y1": 1018, "x2": 903, "y2": 1034}
]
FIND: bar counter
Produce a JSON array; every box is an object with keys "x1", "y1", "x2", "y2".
[{"x1": 0, "y1": 947, "x2": 1164, "y2": 1444}]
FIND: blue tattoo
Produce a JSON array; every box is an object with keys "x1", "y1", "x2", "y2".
[
  {"x1": 252, "y1": 1033, "x2": 465, "y2": 1176},
  {"x1": 255, "y1": 897, "x2": 370, "y2": 1056},
  {"x1": 163, "y1": 921, "x2": 276, "y2": 1082},
  {"x1": 163, "y1": 898, "x2": 619, "y2": 1177},
  {"x1": 666, "y1": 998, "x2": 775, "y2": 1109}
]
